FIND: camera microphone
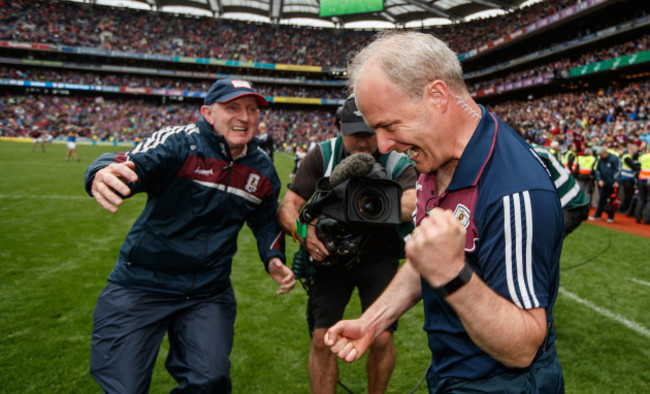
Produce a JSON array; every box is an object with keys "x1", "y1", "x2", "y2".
[{"x1": 329, "y1": 152, "x2": 375, "y2": 188}]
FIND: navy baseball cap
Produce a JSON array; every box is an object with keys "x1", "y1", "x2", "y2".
[
  {"x1": 340, "y1": 94, "x2": 374, "y2": 135},
  {"x1": 204, "y1": 79, "x2": 268, "y2": 106}
]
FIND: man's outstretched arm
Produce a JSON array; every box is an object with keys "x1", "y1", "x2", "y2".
[
  {"x1": 90, "y1": 161, "x2": 138, "y2": 213},
  {"x1": 324, "y1": 259, "x2": 422, "y2": 362}
]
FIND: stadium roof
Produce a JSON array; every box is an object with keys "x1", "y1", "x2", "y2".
[{"x1": 100, "y1": 0, "x2": 536, "y2": 28}]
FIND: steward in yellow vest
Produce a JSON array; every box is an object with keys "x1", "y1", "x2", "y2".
[
  {"x1": 620, "y1": 143, "x2": 640, "y2": 212},
  {"x1": 563, "y1": 149, "x2": 577, "y2": 174},
  {"x1": 576, "y1": 148, "x2": 596, "y2": 203},
  {"x1": 634, "y1": 151, "x2": 650, "y2": 224}
]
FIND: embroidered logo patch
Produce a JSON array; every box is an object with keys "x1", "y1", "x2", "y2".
[
  {"x1": 195, "y1": 167, "x2": 213, "y2": 176},
  {"x1": 245, "y1": 174, "x2": 261, "y2": 193},
  {"x1": 454, "y1": 204, "x2": 471, "y2": 229},
  {"x1": 232, "y1": 80, "x2": 253, "y2": 89}
]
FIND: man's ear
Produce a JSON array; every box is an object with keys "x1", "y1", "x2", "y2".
[
  {"x1": 427, "y1": 80, "x2": 448, "y2": 107},
  {"x1": 200, "y1": 105, "x2": 213, "y2": 125},
  {"x1": 428, "y1": 81, "x2": 447, "y2": 107}
]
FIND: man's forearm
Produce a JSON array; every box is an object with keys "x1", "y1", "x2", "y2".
[
  {"x1": 277, "y1": 192, "x2": 305, "y2": 235},
  {"x1": 277, "y1": 204, "x2": 298, "y2": 234},
  {"x1": 359, "y1": 259, "x2": 422, "y2": 338}
]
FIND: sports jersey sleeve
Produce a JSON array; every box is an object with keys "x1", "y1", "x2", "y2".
[{"x1": 476, "y1": 189, "x2": 562, "y2": 310}]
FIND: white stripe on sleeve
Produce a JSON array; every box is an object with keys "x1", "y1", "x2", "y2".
[
  {"x1": 504, "y1": 192, "x2": 539, "y2": 309},
  {"x1": 503, "y1": 195, "x2": 523, "y2": 308},
  {"x1": 512, "y1": 193, "x2": 532, "y2": 309},
  {"x1": 523, "y1": 191, "x2": 539, "y2": 307}
]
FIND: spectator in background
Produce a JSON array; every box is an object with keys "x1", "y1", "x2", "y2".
[
  {"x1": 30, "y1": 127, "x2": 46, "y2": 153},
  {"x1": 562, "y1": 141, "x2": 578, "y2": 175},
  {"x1": 635, "y1": 145, "x2": 650, "y2": 224},
  {"x1": 549, "y1": 140, "x2": 560, "y2": 159},
  {"x1": 84, "y1": 79, "x2": 295, "y2": 393},
  {"x1": 589, "y1": 146, "x2": 621, "y2": 223},
  {"x1": 65, "y1": 128, "x2": 80, "y2": 161},
  {"x1": 308, "y1": 135, "x2": 319, "y2": 152},
  {"x1": 619, "y1": 141, "x2": 640, "y2": 213},
  {"x1": 256, "y1": 120, "x2": 274, "y2": 161},
  {"x1": 576, "y1": 147, "x2": 597, "y2": 204},
  {"x1": 289, "y1": 143, "x2": 307, "y2": 184}
]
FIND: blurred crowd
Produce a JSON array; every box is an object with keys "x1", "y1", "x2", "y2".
[
  {"x1": 1, "y1": 0, "x2": 583, "y2": 66},
  {"x1": 0, "y1": 93, "x2": 338, "y2": 151},
  {"x1": 468, "y1": 32, "x2": 650, "y2": 94},
  {"x1": 0, "y1": 66, "x2": 347, "y2": 99},
  {"x1": 2, "y1": 29, "x2": 648, "y2": 101},
  {"x1": 491, "y1": 79, "x2": 650, "y2": 148},
  {"x1": 3, "y1": 76, "x2": 648, "y2": 153},
  {"x1": 1, "y1": 25, "x2": 648, "y2": 105}
]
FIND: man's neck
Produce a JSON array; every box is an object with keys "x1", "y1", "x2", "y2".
[
  {"x1": 230, "y1": 144, "x2": 247, "y2": 160},
  {"x1": 433, "y1": 160, "x2": 459, "y2": 195}
]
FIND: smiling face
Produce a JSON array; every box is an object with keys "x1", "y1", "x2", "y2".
[
  {"x1": 201, "y1": 95, "x2": 260, "y2": 157},
  {"x1": 354, "y1": 64, "x2": 447, "y2": 174}
]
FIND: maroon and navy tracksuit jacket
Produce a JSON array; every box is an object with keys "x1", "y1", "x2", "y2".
[{"x1": 85, "y1": 117, "x2": 285, "y2": 297}]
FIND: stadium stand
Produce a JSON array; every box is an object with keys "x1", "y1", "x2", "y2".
[{"x1": 1, "y1": 0, "x2": 649, "y2": 157}]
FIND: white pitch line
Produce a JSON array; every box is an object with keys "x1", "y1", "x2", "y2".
[
  {"x1": 627, "y1": 278, "x2": 650, "y2": 287},
  {"x1": 0, "y1": 195, "x2": 88, "y2": 200},
  {"x1": 559, "y1": 287, "x2": 650, "y2": 338}
]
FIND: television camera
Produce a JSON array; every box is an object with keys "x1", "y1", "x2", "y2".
[{"x1": 298, "y1": 153, "x2": 403, "y2": 266}]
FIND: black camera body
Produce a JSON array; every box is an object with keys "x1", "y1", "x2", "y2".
[
  {"x1": 299, "y1": 163, "x2": 403, "y2": 266},
  {"x1": 319, "y1": 176, "x2": 402, "y2": 225},
  {"x1": 300, "y1": 163, "x2": 403, "y2": 227}
]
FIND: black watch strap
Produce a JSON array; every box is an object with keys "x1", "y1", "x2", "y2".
[{"x1": 434, "y1": 262, "x2": 473, "y2": 298}]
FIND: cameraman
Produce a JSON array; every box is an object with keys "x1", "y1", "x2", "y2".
[{"x1": 278, "y1": 95, "x2": 417, "y2": 394}]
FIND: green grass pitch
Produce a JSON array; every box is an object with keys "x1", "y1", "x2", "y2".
[{"x1": 1, "y1": 140, "x2": 648, "y2": 393}]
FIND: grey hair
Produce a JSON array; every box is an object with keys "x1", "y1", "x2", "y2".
[{"x1": 347, "y1": 30, "x2": 467, "y2": 101}]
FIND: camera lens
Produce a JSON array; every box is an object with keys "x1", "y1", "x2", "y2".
[{"x1": 357, "y1": 192, "x2": 384, "y2": 219}]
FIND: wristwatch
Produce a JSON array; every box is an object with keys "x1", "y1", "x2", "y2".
[{"x1": 433, "y1": 261, "x2": 473, "y2": 298}]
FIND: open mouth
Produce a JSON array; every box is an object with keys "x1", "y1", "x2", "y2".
[
  {"x1": 406, "y1": 147, "x2": 419, "y2": 159},
  {"x1": 232, "y1": 126, "x2": 247, "y2": 132}
]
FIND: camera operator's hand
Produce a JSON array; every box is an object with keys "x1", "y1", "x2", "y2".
[
  {"x1": 306, "y1": 220, "x2": 329, "y2": 262},
  {"x1": 406, "y1": 208, "x2": 466, "y2": 287},
  {"x1": 268, "y1": 258, "x2": 296, "y2": 295}
]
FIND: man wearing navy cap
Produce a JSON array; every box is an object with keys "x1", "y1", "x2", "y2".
[
  {"x1": 85, "y1": 79, "x2": 295, "y2": 393},
  {"x1": 278, "y1": 94, "x2": 417, "y2": 393}
]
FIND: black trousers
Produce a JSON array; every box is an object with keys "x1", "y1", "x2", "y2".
[
  {"x1": 619, "y1": 178, "x2": 636, "y2": 212},
  {"x1": 594, "y1": 184, "x2": 616, "y2": 220},
  {"x1": 635, "y1": 181, "x2": 650, "y2": 224}
]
